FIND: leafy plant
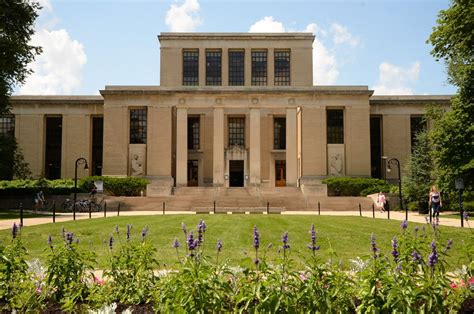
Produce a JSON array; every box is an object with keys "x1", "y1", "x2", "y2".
[{"x1": 322, "y1": 177, "x2": 391, "y2": 196}]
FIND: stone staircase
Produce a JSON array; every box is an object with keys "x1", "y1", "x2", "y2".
[{"x1": 101, "y1": 187, "x2": 376, "y2": 213}]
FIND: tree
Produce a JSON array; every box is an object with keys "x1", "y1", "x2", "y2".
[
  {"x1": 0, "y1": 0, "x2": 42, "y2": 114},
  {"x1": 427, "y1": 0, "x2": 474, "y2": 198},
  {"x1": 402, "y1": 129, "x2": 434, "y2": 211}
]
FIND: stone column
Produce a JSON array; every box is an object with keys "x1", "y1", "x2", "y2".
[
  {"x1": 286, "y1": 108, "x2": 298, "y2": 186},
  {"x1": 176, "y1": 108, "x2": 188, "y2": 186},
  {"x1": 213, "y1": 108, "x2": 225, "y2": 186},
  {"x1": 222, "y1": 48, "x2": 228, "y2": 86},
  {"x1": 267, "y1": 49, "x2": 274, "y2": 86},
  {"x1": 199, "y1": 48, "x2": 205, "y2": 86},
  {"x1": 249, "y1": 108, "x2": 261, "y2": 185},
  {"x1": 245, "y1": 48, "x2": 252, "y2": 86}
]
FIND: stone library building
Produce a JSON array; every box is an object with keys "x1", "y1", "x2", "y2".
[{"x1": 5, "y1": 33, "x2": 450, "y2": 196}]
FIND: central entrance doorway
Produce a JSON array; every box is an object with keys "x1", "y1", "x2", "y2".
[
  {"x1": 275, "y1": 160, "x2": 286, "y2": 187},
  {"x1": 229, "y1": 160, "x2": 244, "y2": 187},
  {"x1": 187, "y1": 160, "x2": 198, "y2": 186}
]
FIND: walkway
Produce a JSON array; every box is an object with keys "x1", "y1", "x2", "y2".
[{"x1": 0, "y1": 210, "x2": 468, "y2": 230}]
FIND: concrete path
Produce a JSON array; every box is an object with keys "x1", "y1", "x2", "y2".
[{"x1": 0, "y1": 209, "x2": 469, "y2": 231}]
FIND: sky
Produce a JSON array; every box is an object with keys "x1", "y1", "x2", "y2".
[{"x1": 15, "y1": 0, "x2": 457, "y2": 96}]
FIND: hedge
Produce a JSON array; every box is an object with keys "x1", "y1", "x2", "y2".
[
  {"x1": 322, "y1": 177, "x2": 391, "y2": 196},
  {"x1": 0, "y1": 177, "x2": 149, "y2": 197}
]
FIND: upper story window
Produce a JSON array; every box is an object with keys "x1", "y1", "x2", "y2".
[
  {"x1": 228, "y1": 50, "x2": 245, "y2": 86},
  {"x1": 327, "y1": 109, "x2": 344, "y2": 144},
  {"x1": 188, "y1": 117, "x2": 200, "y2": 150},
  {"x1": 274, "y1": 117, "x2": 286, "y2": 150},
  {"x1": 228, "y1": 117, "x2": 245, "y2": 147},
  {"x1": 130, "y1": 108, "x2": 147, "y2": 144},
  {"x1": 410, "y1": 116, "x2": 427, "y2": 150},
  {"x1": 274, "y1": 50, "x2": 290, "y2": 86},
  {"x1": 251, "y1": 50, "x2": 267, "y2": 86},
  {"x1": 206, "y1": 50, "x2": 222, "y2": 86},
  {"x1": 0, "y1": 115, "x2": 15, "y2": 137},
  {"x1": 183, "y1": 50, "x2": 199, "y2": 86}
]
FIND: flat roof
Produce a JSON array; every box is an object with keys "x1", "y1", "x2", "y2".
[
  {"x1": 158, "y1": 32, "x2": 315, "y2": 42},
  {"x1": 370, "y1": 95, "x2": 452, "y2": 105},
  {"x1": 9, "y1": 95, "x2": 103, "y2": 105}
]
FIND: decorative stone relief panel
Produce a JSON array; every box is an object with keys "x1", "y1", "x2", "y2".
[
  {"x1": 129, "y1": 144, "x2": 146, "y2": 176},
  {"x1": 327, "y1": 144, "x2": 345, "y2": 176}
]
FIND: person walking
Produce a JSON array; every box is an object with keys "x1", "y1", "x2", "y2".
[
  {"x1": 429, "y1": 186, "x2": 442, "y2": 219},
  {"x1": 377, "y1": 191, "x2": 387, "y2": 212}
]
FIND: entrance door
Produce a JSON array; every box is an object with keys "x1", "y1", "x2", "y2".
[
  {"x1": 229, "y1": 160, "x2": 244, "y2": 187},
  {"x1": 187, "y1": 160, "x2": 198, "y2": 186},
  {"x1": 275, "y1": 160, "x2": 286, "y2": 187}
]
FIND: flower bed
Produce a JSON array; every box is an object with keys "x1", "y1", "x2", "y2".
[{"x1": 1, "y1": 221, "x2": 473, "y2": 312}]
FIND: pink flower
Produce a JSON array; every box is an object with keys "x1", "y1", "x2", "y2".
[
  {"x1": 94, "y1": 276, "x2": 105, "y2": 285},
  {"x1": 450, "y1": 282, "x2": 458, "y2": 289},
  {"x1": 299, "y1": 272, "x2": 308, "y2": 281},
  {"x1": 36, "y1": 287, "x2": 42, "y2": 294}
]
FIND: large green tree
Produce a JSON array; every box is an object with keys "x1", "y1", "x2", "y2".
[
  {"x1": 0, "y1": 0, "x2": 42, "y2": 114},
  {"x1": 427, "y1": 0, "x2": 474, "y2": 197}
]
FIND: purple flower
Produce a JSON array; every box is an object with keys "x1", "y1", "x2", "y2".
[
  {"x1": 370, "y1": 234, "x2": 379, "y2": 258},
  {"x1": 181, "y1": 222, "x2": 187, "y2": 234},
  {"x1": 126, "y1": 224, "x2": 132, "y2": 240},
  {"x1": 391, "y1": 237, "x2": 399, "y2": 263},
  {"x1": 216, "y1": 239, "x2": 222, "y2": 252},
  {"x1": 109, "y1": 235, "x2": 114, "y2": 249},
  {"x1": 253, "y1": 226, "x2": 260, "y2": 250},
  {"x1": 66, "y1": 232, "x2": 74, "y2": 245},
  {"x1": 444, "y1": 239, "x2": 453, "y2": 253},
  {"x1": 47, "y1": 235, "x2": 53, "y2": 248},
  {"x1": 411, "y1": 250, "x2": 422, "y2": 262},
  {"x1": 173, "y1": 238, "x2": 180, "y2": 249},
  {"x1": 428, "y1": 240, "x2": 438, "y2": 267},
  {"x1": 307, "y1": 224, "x2": 320, "y2": 253},
  {"x1": 400, "y1": 220, "x2": 408, "y2": 230},
  {"x1": 463, "y1": 211, "x2": 469, "y2": 221},
  {"x1": 187, "y1": 231, "x2": 197, "y2": 251},
  {"x1": 197, "y1": 220, "x2": 205, "y2": 245},
  {"x1": 12, "y1": 223, "x2": 18, "y2": 239},
  {"x1": 141, "y1": 226, "x2": 148, "y2": 241},
  {"x1": 282, "y1": 232, "x2": 290, "y2": 250}
]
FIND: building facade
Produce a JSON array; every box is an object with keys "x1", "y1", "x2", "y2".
[{"x1": 5, "y1": 33, "x2": 451, "y2": 195}]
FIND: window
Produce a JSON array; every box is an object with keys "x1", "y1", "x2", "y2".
[
  {"x1": 228, "y1": 117, "x2": 245, "y2": 146},
  {"x1": 410, "y1": 116, "x2": 426, "y2": 150},
  {"x1": 45, "y1": 117, "x2": 62, "y2": 179},
  {"x1": 274, "y1": 50, "x2": 290, "y2": 85},
  {"x1": 0, "y1": 115, "x2": 14, "y2": 136},
  {"x1": 370, "y1": 116, "x2": 382, "y2": 179},
  {"x1": 274, "y1": 117, "x2": 286, "y2": 149},
  {"x1": 91, "y1": 117, "x2": 103, "y2": 176},
  {"x1": 229, "y1": 50, "x2": 245, "y2": 86},
  {"x1": 327, "y1": 109, "x2": 344, "y2": 144},
  {"x1": 251, "y1": 51, "x2": 267, "y2": 85},
  {"x1": 188, "y1": 117, "x2": 200, "y2": 150},
  {"x1": 206, "y1": 50, "x2": 221, "y2": 85},
  {"x1": 183, "y1": 50, "x2": 199, "y2": 86},
  {"x1": 130, "y1": 108, "x2": 147, "y2": 144}
]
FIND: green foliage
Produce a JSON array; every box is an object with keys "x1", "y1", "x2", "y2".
[
  {"x1": 0, "y1": 178, "x2": 78, "y2": 196},
  {"x1": 79, "y1": 176, "x2": 149, "y2": 196},
  {"x1": 323, "y1": 177, "x2": 391, "y2": 196},
  {"x1": 0, "y1": 0, "x2": 42, "y2": 113},
  {"x1": 427, "y1": 0, "x2": 474, "y2": 202},
  {"x1": 402, "y1": 129, "x2": 434, "y2": 210}
]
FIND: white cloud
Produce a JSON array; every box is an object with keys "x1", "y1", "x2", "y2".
[
  {"x1": 249, "y1": 17, "x2": 342, "y2": 85},
  {"x1": 165, "y1": 0, "x2": 202, "y2": 32},
  {"x1": 373, "y1": 62, "x2": 420, "y2": 95},
  {"x1": 18, "y1": 0, "x2": 87, "y2": 95},
  {"x1": 330, "y1": 23, "x2": 359, "y2": 47},
  {"x1": 249, "y1": 16, "x2": 285, "y2": 33},
  {"x1": 20, "y1": 29, "x2": 87, "y2": 95}
]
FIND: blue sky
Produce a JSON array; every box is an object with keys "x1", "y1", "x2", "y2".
[{"x1": 16, "y1": 0, "x2": 456, "y2": 96}]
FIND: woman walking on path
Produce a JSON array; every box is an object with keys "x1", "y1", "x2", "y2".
[
  {"x1": 429, "y1": 186, "x2": 442, "y2": 219},
  {"x1": 377, "y1": 191, "x2": 387, "y2": 212}
]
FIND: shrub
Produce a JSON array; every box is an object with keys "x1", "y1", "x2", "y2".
[
  {"x1": 79, "y1": 176, "x2": 149, "y2": 196},
  {"x1": 0, "y1": 179, "x2": 80, "y2": 196},
  {"x1": 322, "y1": 177, "x2": 391, "y2": 196}
]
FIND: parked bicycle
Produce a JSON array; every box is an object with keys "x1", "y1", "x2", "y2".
[{"x1": 62, "y1": 199, "x2": 102, "y2": 212}]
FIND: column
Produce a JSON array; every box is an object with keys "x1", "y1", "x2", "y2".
[
  {"x1": 250, "y1": 108, "x2": 261, "y2": 185},
  {"x1": 245, "y1": 48, "x2": 252, "y2": 86},
  {"x1": 286, "y1": 108, "x2": 298, "y2": 186},
  {"x1": 268, "y1": 48, "x2": 274, "y2": 86},
  {"x1": 199, "y1": 48, "x2": 205, "y2": 86},
  {"x1": 176, "y1": 108, "x2": 188, "y2": 186},
  {"x1": 213, "y1": 108, "x2": 225, "y2": 186},
  {"x1": 222, "y1": 48, "x2": 228, "y2": 86}
]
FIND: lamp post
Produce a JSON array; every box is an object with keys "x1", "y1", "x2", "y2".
[
  {"x1": 382, "y1": 156, "x2": 405, "y2": 219},
  {"x1": 74, "y1": 157, "x2": 89, "y2": 221}
]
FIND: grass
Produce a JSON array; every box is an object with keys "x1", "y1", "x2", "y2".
[
  {"x1": 0, "y1": 209, "x2": 52, "y2": 220},
  {"x1": 0, "y1": 215, "x2": 472, "y2": 270}
]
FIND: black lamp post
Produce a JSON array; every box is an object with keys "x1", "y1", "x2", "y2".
[
  {"x1": 383, "y1": 156, "x2": 405, "y2": 219},
  {"x1": 74, "y1": 157, "x2": 88, "y2": 220}
]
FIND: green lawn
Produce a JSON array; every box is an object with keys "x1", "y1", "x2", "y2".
[
  {"x1": 0, "y1": 209, "x2": 52, "y2": 220},
  {"x1": 0, "y1": 215, "x2": 471, "y2": 270}
]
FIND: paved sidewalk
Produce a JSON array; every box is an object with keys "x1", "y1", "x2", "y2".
[{"x1": 0, "y1": 210, "x2": 468, "y2": 230}]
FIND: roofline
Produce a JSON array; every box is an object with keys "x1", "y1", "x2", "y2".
[
  {"x1": 158, "y1": 32, "x2": 315, "y2": 42},
  {"x1": 370, "y1": 95, "x2": 452, "y2": 105},
  {"x1": 9, "y1": 95, "x2": 103, "y2": 105}
]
